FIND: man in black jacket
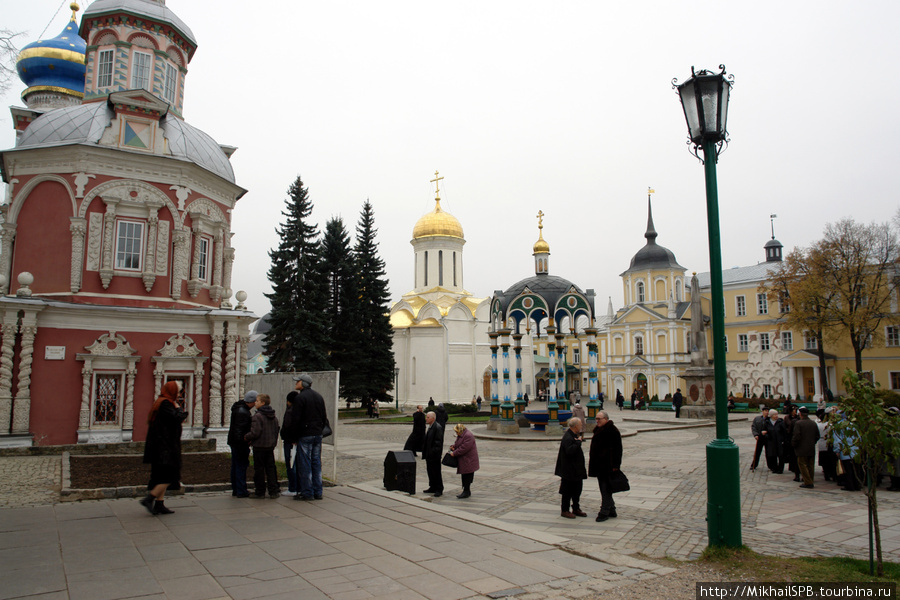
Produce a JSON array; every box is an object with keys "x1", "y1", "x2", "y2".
[
  {"x1": 749, "y1": 405, "x2": 768, "y2": 471},
  {"x1": 422, "y1": 411, "x2": 444, "y2": 496},
  {"x1": 227, "y1": 390, "x2": 257, "y2": 498},
  {"x1": 672, "y1": 388, "x2": 684, "y2": 419},
  {"x1": 289, "y1": 374, "x2": 328, "y2": 501},
  {"x1": 555, "y1": 417, "x2": 587, "y2": 518},
  {"x1": 403, "y1": 405, "x2": 426, "y2": 457},
  {"x1": 589, "y1": 410, "x2": 623, "y2": 522}
]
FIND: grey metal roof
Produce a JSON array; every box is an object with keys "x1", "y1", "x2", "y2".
[
  {"x1": 83, "y1": 0, "x2": 197, "y2": 46},
  {"x1": 14, "y1": 102, "x2": 235, "y2": 183},
  {"x1": 697, "y1": 262, "x2": 779, "y2": 288},
  {"x1": 17, "y1": 102, "x2": 112, "y2": 147}
]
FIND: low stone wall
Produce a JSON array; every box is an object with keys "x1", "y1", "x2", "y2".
[{"x1": 0, "y1": 438, "x2": 216, "y2": 457}]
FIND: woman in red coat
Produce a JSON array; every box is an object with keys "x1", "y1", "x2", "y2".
[
  {"x1": 141, "y1": 381, "x2": 187, "y2": 515},
  {"x1": 449, "y1": 423, "x2": 480, "y2": 499}
]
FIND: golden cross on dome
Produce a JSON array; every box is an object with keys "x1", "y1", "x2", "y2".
[
  {"x1": 536, "y1": 210, "x2": 544, "y2": 230},
  {"x1": 430, "y1": 170, "x2": 444, "y2": 200}
]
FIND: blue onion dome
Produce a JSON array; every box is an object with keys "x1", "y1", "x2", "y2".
[{"x1": 16, "y1": 4, "x2": 87, "y2": 103}]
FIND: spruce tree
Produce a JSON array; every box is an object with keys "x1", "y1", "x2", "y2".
[
  {"x1": 320, "y1": 217, "x2": 358, "y2": 392},
  {"x1": 348, "y1": 200, "x2": 395, "y2": 402},
  {"x1": 263, "y1": 175, "x2": 331, "y2": 372}
]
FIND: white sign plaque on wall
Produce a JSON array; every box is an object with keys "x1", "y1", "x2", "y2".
[{"x1": 45, "y1": 346, "x2": 66, "y2": 360}]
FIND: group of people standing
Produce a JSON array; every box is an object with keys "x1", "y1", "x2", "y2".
[
  {"x1": 403, "y1": 404, "x2": 480, "y2": 498},
  {"x1": 224, "y1": 373, "x2": 330, "y2": 502},
  {"x1": 555, "y1": 410, "x2": 624, "y2": 522}
]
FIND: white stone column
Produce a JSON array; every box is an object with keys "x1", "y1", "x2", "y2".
[
  {"x1": 11, "y1": 321, "x2": 36, "y2": 434},
  {"x1": 208, "y1": 320, "x2": 224, "y2": 427},
  {"x1": 99, "y1": 197, "x2": 119, "y2": 289},
  {"x1": 0, "y1": 313, "x2": 18, "y2": 434},
  {"x1": 223, "y1": 333, "x2": 238, "y2": 427},
  {"x1": 813, "y1": 366, "x2": 822, "y2": 400},
  {"x1": 69, "y1": 217, "x2": 86, "y2": 293},
  {"x1": 0, "y1": 221, "x2": 17, "y2": 295}
]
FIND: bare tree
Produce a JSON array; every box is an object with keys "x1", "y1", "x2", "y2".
[{"x1": 0, "y1": 29, "x2": 22, "y2": 96}]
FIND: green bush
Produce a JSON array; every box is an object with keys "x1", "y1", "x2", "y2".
[
  {"x1": 875, "y1": 388, "x2": 900, "y2": 410},
  {"x1": 651, "y1": 394, "x2": 659, "y2": 403}
]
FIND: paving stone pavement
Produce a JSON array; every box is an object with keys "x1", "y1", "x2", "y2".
[{"x1": 2, "y1": 410, "x2": 899, "y2": 599}]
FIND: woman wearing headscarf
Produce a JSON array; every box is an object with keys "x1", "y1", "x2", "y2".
[
  {"x1": 449, "y1": 423, "x2": 480, "y2": 498},
  {"x1": 140, "y1": 381, "x2": 187, "y2": 515}
]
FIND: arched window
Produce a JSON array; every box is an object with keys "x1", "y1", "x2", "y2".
[
  {"x1": 675, "y1": 279, "x2": 683, "y2": 302},
  {"x1": 636, "y1": 281, "x2": 645, "y2": 303},
  {"x1": 634, "y1": 335, "x2": 644, "y2": 355},
  {"x1": 453, "y1": 252, "x2": 457, "y2": 286},
  {"x1": 424, "y1": 251, "x2": 428, "y2": 286},
  {"x1": 439, "y1": 250, "x2": 443, "y2": 286}
]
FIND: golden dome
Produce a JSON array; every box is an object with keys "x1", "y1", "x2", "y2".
[
  {"x1": 412, "y1": 198, "x2": 464, "y2": 240},
  {"x1": 533, "y1": 227, "x2": 550, "y2": 254}
]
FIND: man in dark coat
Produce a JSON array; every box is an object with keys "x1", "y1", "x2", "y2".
[
  {"x1": 289, "y1": 373, "x2": 329, "y2": 501},
  {"x1": 403, "y1": 405, "x2": 426, "y2": 457},
  {"x1": 792, "y1": 406, "x2": 820, "y2": 488},
  {"x1": 761, "y1": 409, "x2": 785, "y2": 473},
  {"x1": 555, "y1": 417, "x2": 587, "y2": 518},
  {"x1": 281, "y1": 391, "x2": 297, "y2": 495},
  {"x1": 672, "y1": 388, "x2": 684, "y2": 419},
  {"x1": 227, "y1": 390, "x2": 257, "y2": 498},
  {"x1": 749, "y1": 405, "x2": 768, "y2": 471},
  {"x1": 422, "y1": 411, "x2": 444, "y2": 496},
  {"x1": 589, "y1": 410, "x2": 623, "y2": 522}
]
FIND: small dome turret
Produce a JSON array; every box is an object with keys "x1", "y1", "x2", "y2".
[{"x1": 16, "y1": 3, "x2": 86, "y2": 110}]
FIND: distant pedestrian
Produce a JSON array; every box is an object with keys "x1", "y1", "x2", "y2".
[
  {"x1": 449, "y1": 424, "x2": 479, "y2": 498},
  {"x1": 589, "y1": 410, "x2": 622, "y2": 522},
  {"x1": 792, "y1": 406, "x2": 820, "y2": 488},
  {"x1": 630, "y1": 390, "x2": 637, "y2": 411},
  {"x1": 428, "y1": 397, "x2": 435, "y2": 408},
  {"x1": 762, "y1": 409, "x2": 785, "y2": 473},
  {"x1": 572, "y1": 403, "x2": 586, "y2": 429},
  {"x1": 141, "y1": 381, "x2": 187, "y2": 515},
  {"x1": 522, "y1": 393, "x2": 527, "y2": 407},
  {"x1": 436, "y1": 403, "x2": 448, "y2": 427},
  {"x1": 556, "y1": 417, "x2": 587, "y2": 518},
  {"x1": 784, "y1": 405, "x2": 800, "y2": 482},
  {"x1": 281, "y1": 392, "x2": 297, "y2": 495},
  {"x1": 245, "y1": 393, "x2": 281, "y2": 498},
  {"x1": 615, "y1": 390, "x2": 624, "y2": 410},
  {"x1": 817, "y1": 408, "x2": 838, "y2": 482},
  {"x1": 227, "y1": 390, "x2": 257, "y2": 498},
  {"x1": 672, "y1": 388, "x2": 683, "y2": 419},
  {"x1": 598, "y1": 391, "x2": 605, "y2": 410},
  {"x1": 404, "y1": 405, "x2": 426, "y2": 457},
  {"x1": 477, "y1": 396, "x2": 483, "y2": 411},
  {"x1": 422, "y1": 411, "x2": 444, "y2": 496}
]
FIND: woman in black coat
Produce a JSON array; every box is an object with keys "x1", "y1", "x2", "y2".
[
  {"x1": 141, "y1": 380, "x2": 187, "y2": 515},
  {"x1": 555, "y1": 418, "x2": 587, "y2": 518}
]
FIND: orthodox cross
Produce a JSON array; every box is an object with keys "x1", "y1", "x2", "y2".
[
  {"x1": 430, "y1": 170, "x2": 444, "y2": 200},
  {"x1": 536, "y1": 209, "x2": 544, "y2": 230}
]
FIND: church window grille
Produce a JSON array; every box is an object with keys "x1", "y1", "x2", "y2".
[
  {"x1": 115, "y1": 220, "x2": 144, "y2": 271},
  {"x1": 763, "y1": 384, "x2": 772, "y2": 398},
  {"x1": 759, "y1": 333, "x2": 770, "y2": 351},
  {"x1": 97, "y1": 49, "x2": 114, "y2": 88},
  {"x1": 782, "y1": 331, "x2": 793, "y2": 350},
  {"x1": 887, "y1": 326, "x2": 900, "y2": 347},
  {"x1": 735, "y1": 295, "x2": 746, "y2": 317},
  {"x1": 636, "y1": 282, "x2": 645, "y2": 303},
  {"x1": 164, "y1": 63, "x2": 178, "y2": 104},
  {"x1": 424, "y1": 252, "x2": 428, "y2": 286},
  {"x1": 439, "y1": 250, "x2": 443, "y2": 286},
  {"x1": 93, "y1": 373, "x2": 120, "y2": 424},
  {"x1": 738, "y1": 334, "x2": 749, "y2": 352},
  {"x1": 757, "y1": 293, "x2": 768, "y2": 315},
  {"x1": 742, "y1": 383, "x2": 751, "y2": 397},
  {"x1": 132, "y1": 51, "x2": 152, "y2": 91}
]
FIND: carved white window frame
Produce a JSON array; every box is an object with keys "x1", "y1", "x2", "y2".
[
  {"x1": 76, "y1": 331, "x2": 140, "y2": 443},
  {"x1": 152, "y1": 334, "x2": 207, "y2": 437}
]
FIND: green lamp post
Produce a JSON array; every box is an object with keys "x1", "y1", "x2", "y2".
[{"x1": 674, "y1": 65, "x2": 742, "y2": 548}]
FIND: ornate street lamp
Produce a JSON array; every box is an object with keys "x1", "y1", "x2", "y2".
[{"x1": 673, "y1": 65, "x2": 741, "y2": 548}]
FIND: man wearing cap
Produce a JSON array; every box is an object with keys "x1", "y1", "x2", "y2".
[
  {"x1": 792, "y1": 406, "x2": 820, "y2": 488},
  {"x1": 288, "y1": 374, "x2": 329, "y2": 501},
  {"x1": 672, "y1": 388, "x2": 683, "y2": 419},
  {"x1": 227, "y1": 390, "x2": 258, "y2": 498}
]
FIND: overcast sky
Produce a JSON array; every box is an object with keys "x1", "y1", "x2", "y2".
[{"x1": 4, "y1": 0, "x2": 899, "y2": 320}]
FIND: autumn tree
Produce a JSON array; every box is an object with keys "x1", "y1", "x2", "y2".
[
  {"x1": 0, "y1": 29, "x2": 21, "y2": 96},
  {"x1": 763, "y1": 244, "x2": 837, "y2": 396},
  {"x1": 818, "y1": 218, "x2": 899, "y2": 374}
]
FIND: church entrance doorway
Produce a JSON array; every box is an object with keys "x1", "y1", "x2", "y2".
[{"x1": 634, "y1": 373, "x2": 648, "y2": 399}]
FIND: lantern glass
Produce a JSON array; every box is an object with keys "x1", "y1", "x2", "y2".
[
  {"x1": 677, "y1": 69, "x2": 731, "y2": 144},
  {"x1": 678, "y1": 80, "x2": 701, "y2": 143}
]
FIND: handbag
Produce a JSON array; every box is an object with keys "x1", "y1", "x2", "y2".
[
  {"x1": 322, "y1": 421, "x2": 333, "y2": 438},
  {"x1": 609, "y1": 469, "x2": 630, "y2": 493},
  {"x1": 441, "y1": 452, "x2": 458, "y2": 468}
]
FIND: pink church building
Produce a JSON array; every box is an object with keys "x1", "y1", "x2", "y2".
[{"x1": 0, "y1": 0, "x2": 255, "y2": 447}]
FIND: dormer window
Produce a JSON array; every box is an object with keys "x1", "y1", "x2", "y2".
[
  {"x1": 97, "y1": 49, "x2": 114, "y2": 88},
  {"x1": 636, "y1": 281, "x2": 645, "y2": 303},
  {"x1": 131, "y1": 51, "x2": 152, "y2": 91}
]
